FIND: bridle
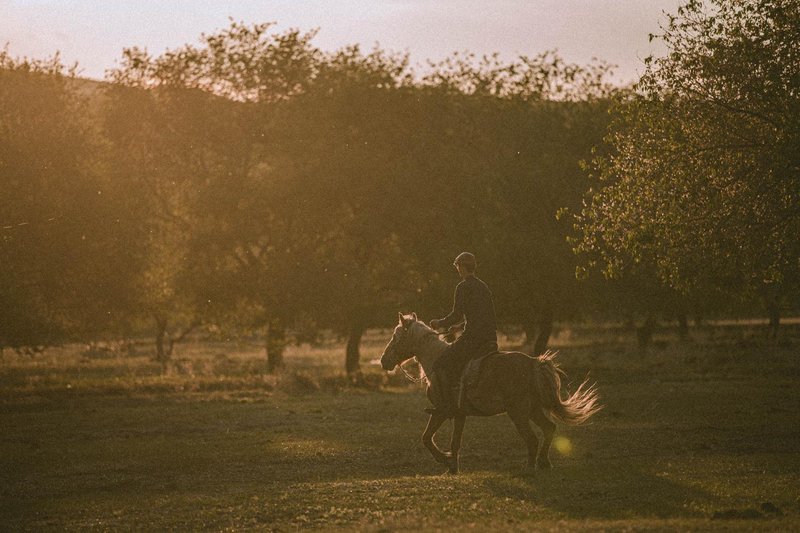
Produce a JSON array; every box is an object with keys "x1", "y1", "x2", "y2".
[
  {"x1": 399, "y1": 359, "x2": 426, "y2": 384},
  {"x1": 387, "y1": 324, "x2": 428, "y2": 383}
]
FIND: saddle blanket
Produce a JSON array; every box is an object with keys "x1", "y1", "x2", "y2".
[{"x1": 458, "y1": 351, "x2": 499, "y2": 412}]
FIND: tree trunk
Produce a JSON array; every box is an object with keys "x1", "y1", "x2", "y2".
[
  {"x1": 154, "y1": 316, "x2": 169, "y2": 373},
  {"x1": 636, "y1": 313, "x2": 656, "y2": 354},
  {"x1": 533, "y1": 307, "x2": 554, "y2": 356},
  {"x1": 677, "y1": 312, "x2": 689, "y2": 341},
  {"x1": 523, "y1": 319, "x2": 537, "y2": 348},
  {"x1": 167, "y1": 320, "x2": 200, "y2": 358},
  {"x1": 693, "y1": 311, "x2": 704, "y2": 328},
  {"x1": 345, "y1": 321, "x2": 364, "y2": 377},
  {"x1": 266, "y1": 318, "x2": 286, "y2": 374},
  {"x1": 767, "y1": 300, "x2": 780, "y2": 340}
]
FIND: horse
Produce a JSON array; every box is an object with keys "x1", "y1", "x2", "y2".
[{"x1": 380, "y1": 312, "x2": 601, "y2": 474}]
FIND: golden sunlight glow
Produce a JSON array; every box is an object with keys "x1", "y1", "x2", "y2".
[{"x1": 553, "y1": 436, "x2": 573, "y2": 456}]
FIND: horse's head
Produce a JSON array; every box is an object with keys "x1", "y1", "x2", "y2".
[{"x1": 380, "y1": 312, "x2": 424, "y2": 371}]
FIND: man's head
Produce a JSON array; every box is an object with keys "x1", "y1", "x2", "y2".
[{"x1": 453, "y1": 252, "x2": 477, "y2": 278}]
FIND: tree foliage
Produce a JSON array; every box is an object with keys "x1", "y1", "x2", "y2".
[
  {"x1": 0, "y1": 50, "x2": 142, "y2": 348},
  {"x1": 3, "y1": 20, "x2": 656, "y2": 364},
  {"x1": 574, "y1": 0, "x2": 800, "y2": 306}
]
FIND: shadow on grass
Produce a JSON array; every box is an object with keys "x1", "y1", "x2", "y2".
[{"x1": 481, "y1": 464, "x2": 717, "y2": 520}]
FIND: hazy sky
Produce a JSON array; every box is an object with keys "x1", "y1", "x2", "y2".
[{"x1": 2, "y1": 0, "x2": 683, "y2": 84}]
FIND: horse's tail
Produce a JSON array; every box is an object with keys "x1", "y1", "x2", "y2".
[{"x1": 532, "y1": 351, "x2": 602, "y2": 425}]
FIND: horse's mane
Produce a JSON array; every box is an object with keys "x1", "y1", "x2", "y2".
[{"x1": 412, "y1": 319, "x2": 435, "y2": 335}]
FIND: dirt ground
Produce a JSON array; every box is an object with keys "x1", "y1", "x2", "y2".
[{"x1": 2, "y1": 325, "x2": 799, "y2": 531}]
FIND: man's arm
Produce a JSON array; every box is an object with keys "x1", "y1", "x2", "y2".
[{"x1": 434, "y1": 282, "x2": 465, "y2": 329}]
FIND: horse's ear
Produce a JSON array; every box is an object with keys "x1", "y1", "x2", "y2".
[
  {"x1": 411, "y1": 312, "x2": 418, "y2": 321},
  {"x1": 398, "y1": 312, "x2": 404, "y2": 325}
]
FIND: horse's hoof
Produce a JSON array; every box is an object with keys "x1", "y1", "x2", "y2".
[
  {"x1": 434, "y1": 452, "x2": 451, "y2": 465},
  {"x1": 447, "y1": 456, "x2": 459, "y2": 474}
]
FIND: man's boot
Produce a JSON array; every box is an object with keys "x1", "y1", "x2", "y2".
[{"x1": 424, "y1": 372, "x2": 456, "y2": 416}]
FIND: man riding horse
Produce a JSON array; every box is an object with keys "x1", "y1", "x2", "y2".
[
  {"x1": 380, "y1": 256, "x2": 600, "y2": 473},
  {"x1": 428, "y1": 252, "x2": 498, "y2": 416}
]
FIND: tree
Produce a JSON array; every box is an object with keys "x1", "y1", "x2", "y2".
[
  {"x1": 573, "y1": 0, "x2": 800, "y2": 332},
  {"x1": 124, "y1": 21, "x2": 325, "y2": 372},
  {"x1": 272, "y1": 44, "x2": 425, "y2": 377},
  {"x1": 0, "y1": 50, "x2": 140, "y2": 350},
  {"x1": 103, "y1": 54, "x2": 233, "y2": 368},
  {"x1": 415, "y1": 51, "x2": 617, "y2": 351}
]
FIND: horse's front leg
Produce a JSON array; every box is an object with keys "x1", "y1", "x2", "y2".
[
  {"x1": 422, "y1": 412, "x2": 449, "y2": 465},
  {"x1": 447, "y1": 415, "x2": 466, "y2": 474}
]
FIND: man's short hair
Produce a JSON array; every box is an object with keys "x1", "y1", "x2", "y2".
[{"x1": 453, "y1": 252, "x2": 477, "y2": 272}]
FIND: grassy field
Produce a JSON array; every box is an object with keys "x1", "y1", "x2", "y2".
[{"x1": 2, "y1": 325, "x2": 799, "y2": 531}]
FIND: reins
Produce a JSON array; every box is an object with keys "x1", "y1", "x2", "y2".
[
  {"x1": 398, "y1": 359, "x2": 426, "y2": 384},
  {"x1": 393, "y1": 324, "x2": 444, "y2": 384}
]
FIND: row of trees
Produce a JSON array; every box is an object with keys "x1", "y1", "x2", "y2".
[
  {"x1": 572, "y1": 0, "x2": 799, "y2": 339},
  {"x1": 3, "y1": 0, "x2": 797, "y2": 372},
  {"x1": 1, "y1": 24, "x2": 620, "y2": 373}
]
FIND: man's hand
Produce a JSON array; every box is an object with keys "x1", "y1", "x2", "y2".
[
  {"x1": 447, "y1": 324, "x2": 464, "y2": 335},
  {"x1": 429, "y1": 319, "x2": 441, "y2": 331}
]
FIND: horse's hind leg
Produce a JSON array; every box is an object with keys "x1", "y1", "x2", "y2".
[
  {"x1": 531, "y1": 409, "x2": 556, "y2": 470},
  {"x1": 422, "y1": 413, "x2": 449, "y2": 465},
  {"x1": 508, "y1": 408, "x2": 539, "y2": 473}
]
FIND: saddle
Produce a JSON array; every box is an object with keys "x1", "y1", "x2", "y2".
[{"x1": 457, "y1": 344, "x2": 502, "y2": 413}]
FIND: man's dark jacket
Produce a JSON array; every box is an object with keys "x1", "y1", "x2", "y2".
[{"x1": 437, "y1": 275, "x2": 497, "y2": 344}]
